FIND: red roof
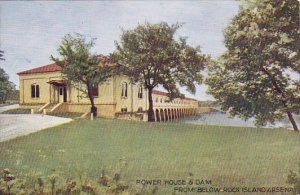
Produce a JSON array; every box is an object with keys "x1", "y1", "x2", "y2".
[
  {"x1": 18, "y1": 63, "x2": 62, "y2": 75},
  {"x1": 153, "y1": 90, "x2": 168, "y2": 96},
  {"x1": 98, "y1": 55, "x2": 118, "y2": 67},
  {"x1": 153, "y1": 90, "x2": 198, "y2": 101},
  {"x1": 18, "y1": 57, "x2": 117, "y2": 75}
]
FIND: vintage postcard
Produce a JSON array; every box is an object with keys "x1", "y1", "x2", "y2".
[{"x1": 0, "y1": 0, "x2": 299, "y2": 194}]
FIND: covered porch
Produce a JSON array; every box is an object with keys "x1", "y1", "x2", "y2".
[{"x1": 48, "y1": 80, "x2": 70, "y2": 103}]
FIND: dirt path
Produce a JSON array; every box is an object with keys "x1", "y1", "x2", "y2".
[
  {"x1": 0, "y1": 114, "x2": 72, "y2": 142},
  {"x1": 0, "y1": 104, "x2": 19, "y2": 113}
]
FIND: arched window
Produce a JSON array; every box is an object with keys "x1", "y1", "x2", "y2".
[
  {"x1": 138, "y1": 85, "x2": 143, "y2": 99},
  {"x1": 31, "y1": 84, "x2": 40, "y2": 98},
  {"x1": 121, "y1": 82, "x2": 128, "y2": 97}
]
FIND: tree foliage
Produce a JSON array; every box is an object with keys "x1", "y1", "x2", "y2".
[
  {"x1": 51, "y1": 34, "x2": 112, "y2": 116},
  {"x1": 113, "y1": 22, "x2": 209, "y2": 121},
  {"x1": 0, "y1": 68, "x2": 16, "y2": 104},
  {"x1": 206, "y1": 0, "x2": 300, "y2": 131}
]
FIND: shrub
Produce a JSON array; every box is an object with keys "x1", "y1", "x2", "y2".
[
  {"x1": 0, "y1": 168, "x2": 159, "y2": 195},
  {"x1": 287, "y1": 164, "x2": 300, "y2": 194},
  {"x1": 0, "y1": 168, "x2": 15, "y2": 195}
]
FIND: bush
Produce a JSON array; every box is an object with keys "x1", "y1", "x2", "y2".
[
  {"x1": 0, "y1": 168, "x2": 159, "y2": 195},
  {"x1": 287, "y1": 164, "x2": 300, "y2": 194}
]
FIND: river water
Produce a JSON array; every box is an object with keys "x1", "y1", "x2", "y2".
[{"x1": 183, "y1": 111, "x2": 300, "y2": 129}]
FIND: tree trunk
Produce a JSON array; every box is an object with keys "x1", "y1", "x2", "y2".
[
  {"x1": 147, "y1": 87, "x2": 155, "y2": 122},
  {"x1": 286, "y1": 111, "x2": 299, "y2": 132},
  {"x1": 90, "y1": 97, "x2": 97, "y2": 117},
  {"x1": 87, "y1": 85, "x2": 97, "y2": 117},
  {"x1": 260, "y1": 67, "x2": 299, "y2": 132},
  {"x1": 4, "y1": 93, "x2": 7, "y2": 104}
]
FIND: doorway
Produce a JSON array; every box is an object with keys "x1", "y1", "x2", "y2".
[{"x1": 58, "y1": 86, "x2": 67, "y2": 103}]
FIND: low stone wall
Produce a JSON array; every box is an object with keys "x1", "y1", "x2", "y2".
[
  {"x1": 67, "y1": 103, "x2": 116, "y2": 118},
  {"x1": 96, "y1": 104, "x2": 116, "y2": 118},
  {"x1": 115, "y1": 112, "x2": 148, "y2": 121},
  {"x1": 67, "y1": 104, "x2": 89, "y2": 113},
  {"x1": 20, "y1": 103, "x2": 44, "y2": 112},
  {"x1": 51, "y1": 103, "x2": 69, "y2": 114},
  {"x1": 20, "y1": 103, "x2": 116, "y2": 118}
]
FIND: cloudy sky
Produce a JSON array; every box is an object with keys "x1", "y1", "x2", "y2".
[{"x1": 0, "y1": 0, "x2": 240, "y2": 100}]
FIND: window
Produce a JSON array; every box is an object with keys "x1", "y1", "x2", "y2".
[
  {"x1": 31, "y1": 84, "x2": 40, "y2": 98},
  {"x1": 121, "y1": 82, "x2": 128, "y2": 97},
  {"x1": 91, "y1": 84, "x2": 99, "y2": 97},
  {"x1": 138, "y1": 86, "x2": 143, "y2": 99},
  {"x1": 59, "y1": 88, "x2": 63, "y2": 95},
  {"x1": 121, "y1": 107, "x2": 127, "y2": 112}
]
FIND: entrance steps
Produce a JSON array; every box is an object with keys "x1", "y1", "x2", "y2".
[
  {"x1": 38, "y1": 103, "x2": 50, "y2": 112},
  {"x1": 49, "y1": 103, "x2": 63, "y2": 112},
  {"x1": 37, "y1": 102, "x2": 64, "y2": 114}
]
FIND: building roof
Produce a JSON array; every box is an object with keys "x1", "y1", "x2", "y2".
[
  {"x1": 152, "y1": 90, "x2": 168, "y2": 96},
  {"x1": 17, "y1": 63, "x2": 62, "y2": 75},
  {"x1": 98, "y1": 55, "x2": 118, "y2": 67},
  {"x1": 18, "y1": 56, "x2": 117, "y2": 75},
  {"x1": 153, "y1": 89, "x2": 198, "y2": 101}
]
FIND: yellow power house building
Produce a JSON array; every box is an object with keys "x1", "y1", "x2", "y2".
[{"x1": 18, "y1": 62, "x2": 199, "y2": 121}]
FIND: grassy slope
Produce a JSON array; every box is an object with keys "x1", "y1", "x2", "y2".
[
  {"x1": 2, "y1": 109, "x2": 81, "y2": 118},
  {"x1": 0, "y1": 118, "x2": 299, "y2": 191},
  {"x1": 1, "y1": 108, "x2": 31, "y2": 114}
]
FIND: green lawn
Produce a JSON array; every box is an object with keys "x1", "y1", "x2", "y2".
[
  {"x1": 2, "y1": 108, "x2": 31, "y2": 114},
  {"x1": 2, "y1": 108, "x2": 82, "y2": 118},
  {"x1": 0, "y1": 118, "x2": 299, "y2": 193},
  {"x1": 0, "y1": 101, "x2": 18, "y2": 107}
]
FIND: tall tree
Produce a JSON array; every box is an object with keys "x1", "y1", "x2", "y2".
[
  {"x1": 0, "y1": 68, "x2": 16, "y2": 104},
  {"x1": 51, "y1": 34, "x2": 112, "y2": 116},
  {"x1": 113, "y1": 22, "x2": 208, "y2": 122},
  {"x1": 206, "y1": 0, "x2": 300, "y2": 131}
]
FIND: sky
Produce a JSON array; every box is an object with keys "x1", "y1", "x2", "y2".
[{"x1": 0, "y1": 0, "x2": 240, "y2": 100}]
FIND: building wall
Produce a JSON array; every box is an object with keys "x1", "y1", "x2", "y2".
[
  {"x1": 19, "y1": 72, "x2": 62, "y2": 104},
  {"x1": 68, "y1": 77, "x2": 115, "y2": 105},
  {"x1": 114, "y1": 75, "x2": 148, "y2": 113},
  {"x1": 67, "y1": 75, "x2": 149, "y2": 115},
  {"x1": 19, "y1": 71, "x2": 199, "y2": 119}
]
